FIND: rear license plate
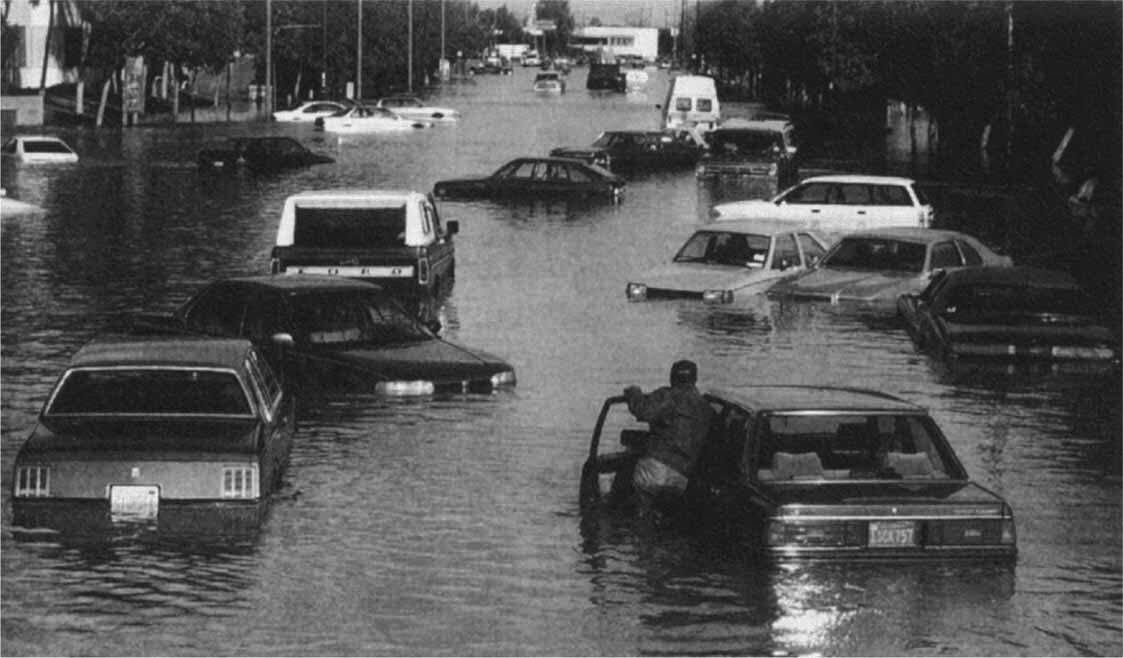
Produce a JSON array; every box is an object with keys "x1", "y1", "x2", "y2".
[
  {"x1": 109, "y1": 485, "x2": 159, "y2": 521},
  {"x1": 868, "y1": 520, "x2": 916, "y2": 547}
]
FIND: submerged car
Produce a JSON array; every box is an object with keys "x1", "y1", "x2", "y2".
[
  {"x1": 374, "y1": 95, "x2": 461, "y2": 122},
  {"x1": 580, "y1": 385, "x2": 1018, "y2": 561},
  {"x1": 768, "y1": 227, "x2": 1011, "y2": 308},
  {"x1": 625, "y1": 220, "x2": 830, "y2": 304},
  {"x1": 272, "y1": 100, "x2": 350, "y2": 122},
  {"x1": 533, "y1": 71, "x2": 567, "y2": 93},
  {"x1": 1, "y1": 134, "x2": 79, "y2": 163},
  {"x1": 315, "y1": 105, "x2": 432, "y2": 133},
  {"x1": 10, "y1": 336, "x2": 295, "y2": 532},
  {"x1": 133, "y1": 275, "x2": 516, "y2": 396},
  {"x1": 695, "y1": 119, "x2": 799, "y2": 195},
  {"x1": 550, "y1": 130, "x2": 704, "y2": 173},
  {"x1": 196, "y1": 136, "x2": 334, "y2": 172},
  {"x1": 432, "y1": 157, "x2": 625, "y2": 202},
  {"x1": 897, "y1": 266, "x2": 1120, "y2": 364},
  {"x1": 711, "y1": 175, "x2": 935, "y2": 231}
]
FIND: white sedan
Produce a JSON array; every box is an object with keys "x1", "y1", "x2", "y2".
[
  {"x1": 374, "y1": 95, "x2": 460, "y2": 122},
  {"x1": 710, "y1": 175, "x2": 935, "y2": 233},
  {"x1": 625, "y1": 220, "x2": 831, "y2": 304},
  {"x1": 272, "y1": 101, "x2": 350, "y2": 122},
  {"x1": 1, "y1": 135, "x2": 78, "y2": 163},
  {"x1": 316, "y1": 105, "x2": 432, "y2": 133}
]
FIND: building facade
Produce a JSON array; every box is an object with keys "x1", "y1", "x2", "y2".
[
  {"x1": 2, "y1": 0, "x2": 85, "y2": 92},
  {"x1": 570, "y1": 26, "x2": 659, "y2": 62}
]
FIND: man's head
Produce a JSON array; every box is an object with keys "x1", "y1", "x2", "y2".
[{"x1": 669, "y1": 359, "x2": 698, "y2": 386}]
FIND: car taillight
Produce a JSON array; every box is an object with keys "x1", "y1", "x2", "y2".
[
  {"x1": 375, "y1": 380, "x2": 436, "y2": 396},
  {"x1": 702, "y1": 289, "x2": 733, "y2": 304},
  {"x1": 766, "y1": 520, "x2": 864, "y2": 547},
  {"x1": 920, "y1": 205, "x2": 934, "y2": 228},
  {"x1": 15, "y1": 465, "x2": 49, "y2": 497},
  {"x1": 222, "y1": 466, "x2": 257, "y2": 499},
  {"x1": 418, "y1": 251, "x2": 431, "y2": 285},
  {"x1": 1001, "y1": 517, "x2": 1017, "y2": 545},
  {"x1": 490, "y1": 370, "x2": 517, "y2": 389},
  {"x1": 626, "y1": 282, "x2": 647, "y2": 301},
  {"x1": 768, "y1": 163, "x2": 778, "y2": 176},
  {"x1": 1050, "y1": 345, "x2": 1116, "y2": 360},
  {"x1": 270, "y1": 258, "x2": 281, "y2": 274}
]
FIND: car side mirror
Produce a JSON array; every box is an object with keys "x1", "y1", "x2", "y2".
[
  {"x1": 271, "y1": 332, "x2": 294, "y2": 347},
  {"x1": 446, "y1": 220, "x2": 459, "y2": 235}
]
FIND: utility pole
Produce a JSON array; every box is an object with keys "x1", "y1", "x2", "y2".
[
  {"x1": 1005, "y1": 1, "x2": 1015, "y2": 177},
  {"x1": 265, "y1": 0, "x2": 272, "y2": 114},
  {"x1": 408, "y1": 0, "x2": 413, "y2": 93},
  {"x1": 356, "y1": 0, "x2": 362, "y2": 100}
]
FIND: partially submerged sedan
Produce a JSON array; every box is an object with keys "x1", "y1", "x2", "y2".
[
  {"x1": 581, "y1": 385, "x2": 1017, "y2": 561},
  {"x1": 315, "y1": 105, "x2": 432, "y2": 132},
  {"x1": 432, "y1": 157, "x2": 625, "y2": 203},
  {"x1": 197, "y1": 136, "x2": 334, "y2": 172},
  {"x1": 768, "y1": 227, "x2": 1011, "y2": 309},
  {"x1": 1, "y1": 134, "x2": 79, "y2": 163},
  {"x1": 374, "y1": 95, "x2": 461, "y2": 122},
  {"x1": 133, "y1": 275, "x2": 516, "y2": 396},
  {"x1": 625, "y1": 220, "x2": 830, "y2": 304},
  {"x1": 898, "y1": 265, "x2": 1120, "y2": 365},
  {"x1": 11, "y1": 337, "x2": 295, "y2": 532},
  {"x1": 549, "y1": 130, "x2": 704, "y2": 173}
]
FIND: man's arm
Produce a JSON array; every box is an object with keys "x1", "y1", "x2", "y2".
[{"x1": 624, "y1": 386, "x2": 673, "y2": 422}]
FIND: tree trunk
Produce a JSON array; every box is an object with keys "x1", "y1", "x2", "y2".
[{"x1": 96, "y1": 76, "x2": 110, "y2": 127}]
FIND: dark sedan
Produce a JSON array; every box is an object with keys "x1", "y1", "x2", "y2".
[
  {"x1": 432, "y1": 157, "x2": 625, "y2": 202},
  {"x1": 897, "y1": 266, "x2": 1120, "y2": 364},
  {"x1": 133, "y1": 275, "x2": 516, "y2": 396},
  {"x1": 581, "y1": 385, "x2": 1017, "y2": 562},
  {"x1": 11, "y1": 336, "x2": 295, "y2": 533},
  {"x1": 197, "y1": 136, "x2": 334, "y2": 172},
  {"x1": 550, "y1": 130, "x2": 705, "y2": 173}
]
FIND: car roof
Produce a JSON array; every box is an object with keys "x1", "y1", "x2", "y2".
[
  {"x1": 836, "y1": 227, "x2": 972, "y2": 242},
  {"x1": 217, "y1": 273, "x2": 386, "y2": 293},
  {"x1": 942, "y1": 265, "x2": 1080, "y2": 289},
  {"x1": 692, "y1": 219, "x2": 820, "y2": 237},
  {"x1": 284, "y1": 189, "x2": 425, "y2": 204},
  {"x1": 800, "y1": 174, "x2": 918, "y2": 185},
  {"x1": 69, "y1": 336, "x2": 253, "y2": 370},
  {"x1": 511, "y1": 156, "x2": 593, "y2": 166},
  {"x1": 13, "y1": 134, "x2": 68, "y2": 142},
  {"x1": 707, "y1": 385, "x2": 925, "y2": 414},
  {"x1": 718, "y1": 118, "x2": 791, "y2": 131}
]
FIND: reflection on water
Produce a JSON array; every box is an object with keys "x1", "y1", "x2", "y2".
[{"x1": 2, "y1": 67, "x2": 1120, "y2": 655}]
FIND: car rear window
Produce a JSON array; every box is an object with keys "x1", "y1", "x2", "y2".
[
  {"x1": 944, "y1": 284, "x2": 1096, "y2": 316},
  {"x1": 754, "y1": 413, "x2": 954, "y2": 481},
  {"x1": 824, "y1": 237, "x2": 927, "y2": 272},
  {"x1": 711, "y1": 130, "x2": 781, "y2": 155},
  {"x1": 47, "y1": 369, "x2": 252, "y2": 416},
  {"x1": 293, "y1": 206, "x2": 406, "y2": 248},
  {"x1": 23, "y1": 139, "x2": 73, "y2": 154}
]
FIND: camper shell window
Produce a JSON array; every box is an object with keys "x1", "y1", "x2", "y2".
[{"x1": 293, "y1": 206, "x2": 407, "y2": 248}]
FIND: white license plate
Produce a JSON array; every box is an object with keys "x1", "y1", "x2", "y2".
[
  {"x1": 109, "y1": 485, "x2": 159, "y2": 521},
  {"x1": 869, "y1": 520, "x2": 916, "y2": 547}
]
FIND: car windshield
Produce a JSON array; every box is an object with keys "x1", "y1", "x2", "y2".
[
  {"x1": 942, "y1": 283, "x2": 1097, "y2": 317},
  {"x1": 591, "y1": 133, "x2": 617, "y2": 148},
  {"x1": 710, "y1": 130, "x2": 782, "y2": 155},
  {"x1": 292, "y1": 292, "x2": 431, "y2": 346},
  {"x1": 756, "y1": 413, "x2": 956, "y2": 482},
  {"x1": 292, "y1": 205, "x2": 407, "y2": 248},
  {"x1": 47, "y1": 368, "x2": 252, "y2": 416},
  {"x1": 674, "y1": 231, "x2": 771, "y2": 268},
  {"x1": 23, "y1": 139, "x2": 73, "y2": 154},
  {"x1": 823, "y1": 237, "x2": 927, "y2": 272}
]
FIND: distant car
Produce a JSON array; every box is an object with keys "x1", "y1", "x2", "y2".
[
  {"x1": 133, "y1": 275, "x2": 516, "y2": 396},
  {"x1": 768, "y1": 227, "x2": 1011, "y2": 308},
  {"x1": 270, "y1": 189, "x2": 458, "y2": 300},
  {"x1": 1, "y1": 134, "x2": 78, "y2": 163},
  {"x1": 550, "y1": 130, "x2": 705, "y2": 173},
  {"x1": 897, "y1": 266, "x2": 1120, "y2": 364},
  {"x1": 10, "y1": 336, "x2": 295, "y2": 531},
  {"x1": 695, "y1": 119, "x2": 799, "y2": 194},
  {"x1": 473, "y1": 54, "x2": 512, "y2": 75},
  {"x1": 533, "y1": 71, "x2": 566, "y2": 93},
  {"x1": 580, "y1": 385, "x2": 1018, "y2": 561},
  {"x1": 586, "y1": 62, "x2": 626, "y2": 92},
  {"x1": 374, "y1": 95, "x2": 461, "y2": 122},
  {"x1": 625, "y1": 220, "x2": 830, "y2": 304},
  {"x1": 196, "y1": 136, "x2": 334, "y2": 172},
  {"x1": 432, "y1": 157, "x2": 625, "y2": 202},
  {"x1": 522, "y1": 50, "x2": 542, "y2": 67},
  {"x1": 271, "y1": 100, "x2": 350, "y2": 122},
  {"x1": 711, "y1": 175, "x2": 935, "y2": 230},
  {"x1": 315, "y1": 105, "x2": 432, "y2": 133}
]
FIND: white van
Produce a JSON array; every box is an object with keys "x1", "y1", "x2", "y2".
[{"x1": 661, "y1": 75, "x2": 721, "y2": 135}]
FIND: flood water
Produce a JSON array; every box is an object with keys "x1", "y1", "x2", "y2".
[{"x1": 2, "y1": 67, "x2": 1120, "y2": 656}]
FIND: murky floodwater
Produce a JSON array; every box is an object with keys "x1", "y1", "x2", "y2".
[{"x1": 2, "y1": 67, "x2": 1120, "y2": 656}]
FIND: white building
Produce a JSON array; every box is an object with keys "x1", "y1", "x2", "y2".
[
  {"x1": 570, "y1": 26, "x2": 659, "y2": 62},
  {"x1": 2, "y1": 0, "x2": 85, "y2": 91}
]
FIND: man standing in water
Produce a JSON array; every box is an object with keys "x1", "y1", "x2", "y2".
[{"x1": 623, "y1": 360, "x2": 715, "y2": 516}]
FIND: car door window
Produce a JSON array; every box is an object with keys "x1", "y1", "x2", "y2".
[
  {"x1": 929, "y1": 241, "x2": 963, "y2": 269},
  {"x1": 872, "y1": 185, "x2": 912, "y2": 206},
  {"x1": 781, "y1": 182, "x2": 830, "y2": 204},
  {"x1": 797, "y1": 233, "x2": 826, "y2": 265},
  {"x1": 565, "y1": 164, "x2": 591, "y2": 183},
  {"x1": 955, "y1": 239, "x2": 983, "y2": 265},
  {"x1": 771, "y1": 234, "x2": 800, "y2": 270},
  {"x1": 246, "y1": 350, "x2": 282, "y2": 415},
  {"x1": 243, "y1": 291, "x2": 289, "y2": 343},
  {"x1": 183, "y1": 283, "x2": 247, "y2": 336},
  {"x1": 841, "y1": 184, "x2": 872, "y2": 205}
]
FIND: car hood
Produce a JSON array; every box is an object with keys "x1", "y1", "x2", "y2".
[
  {"x1": 319, "y1": 338, "x2": 512, "y2": 382},
  {"x1": 634, "y1": 262, "x2": 772, "y2": 292},
  {"x1": 771, "y1": 268, "x2": 922, "y2": 303},
  {"x1": 23, "y1": 418, "x2": 261, "y2": 455}
]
